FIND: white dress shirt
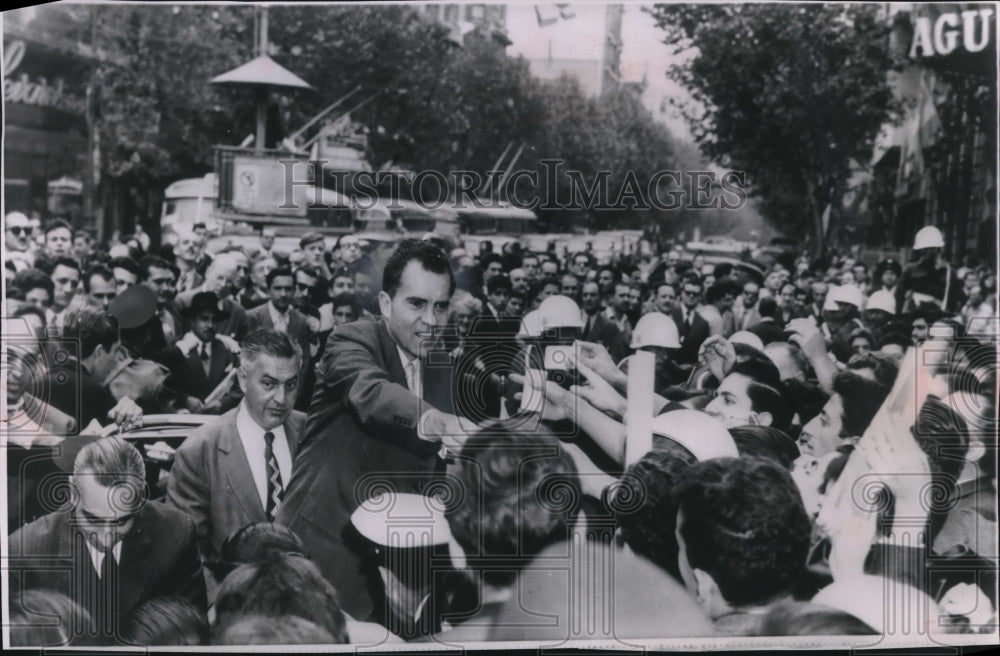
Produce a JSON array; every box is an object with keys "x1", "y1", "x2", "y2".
[
  {"x1": 86, "y1": 541, "x2": 123, "y2": 577},
  {"x1": 396, "y1": 345, "x2": 422, "y2": 401},
  {"x1": 235, "y1": 401, "x2": 293, "y2": 511},
  {"x1": 268, "y1": 301, "x2": 290, "y2": 333}
]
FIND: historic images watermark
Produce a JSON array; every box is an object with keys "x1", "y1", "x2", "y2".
[{"x1": 278, "y1": 158, "x2": 750, "y2": 212}]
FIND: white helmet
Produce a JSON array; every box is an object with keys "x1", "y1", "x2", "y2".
[
  {"x1": 518, "y1": 310, "x2": 544, "y2": 339},
  {"x1": 649, "y1": 410, "x2": 739, "y2": 462},
  {"x1": 913, "y1": 225, "x2": 944, "y2": 250},
  {"x1": 631, "y1": 312, "x2": 681, "y2": 349},
  {"x1": 729, "y1": 330, "x2": 765, "y2": 352},
  {"x1": 865, "y1": 289, "x2": 896, "y2": 315},
  {"x1": 830, "y1": 283, "x2": 864, "y2": 309},
  {"x1": 537, "y1": 295, "x2": 585, "y2": 330}
]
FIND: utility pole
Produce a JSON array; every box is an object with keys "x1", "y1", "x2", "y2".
[{"x1": 600, "y1": 4, "x2": 623, "y2": 97}]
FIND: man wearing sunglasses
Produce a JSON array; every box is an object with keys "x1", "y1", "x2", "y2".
[
  {"x1": 8, "y1": 436, "x2": 206, "y2": 644},
  {"x1": 5, "y1": 211, "x2": 36, "y2": 271}
]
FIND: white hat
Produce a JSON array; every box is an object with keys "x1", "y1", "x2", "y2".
[
  {"x1": 262, "y1": 227, "x2": 276, "y2": 236},
  {"x1": 649, "y1": 410, "x2": 739, "y2": 462},
  {"x1": 813, "y1": 575, "x2": 939, "y2": 634},
  {"x1": 865, "y1": 289, "x2": 896, "y2": 315},
  {"x1": 349, "y1": 492, "x2": 452, "y2": 548},
  {"x1": 631, "y1": 312, "x2": 681, "y2": 349},
  {"x1": 913, "y1": 225, "x2": 945, "y2": 250},
  {"x1": 729, "y1": 330, "x2": 765, "y2": 351},
  {"x1": 537, "y1": 295, "x2": 585, "y2": 330},
  {"x1": 518, "y1": 310, "x2": 544, "y2": 339},
  {"x1": 830, "y1": 284, "x2": 864, "y2": 309}
]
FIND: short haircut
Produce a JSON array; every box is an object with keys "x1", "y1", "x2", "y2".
[
  {"x1": 213, "y1": 614, "x2": 334, "y2": 645},
  {"x1": 293, "y1": 265, "x2": 319, "y2": 281},
  {"x1": 330, "y1": 267, "x2": 353, "y2": 283},
  {"x1": 757, "y1": 296, "x2": 780, "y2": 320},
  {"x1": 211, "y1": 521, "x2": 310, "y2": 583},
  {"x1": 44, "y1": 219, "x2": 72, "y2": 236},
  {"x1": 759, "y1": 601, "x2": 877, "y2": 636},
  {"x1": 680, "y1": 270, "x2": 703, "y2": 289},
  {"x1": 832, "y1": 370, "x2": 892, "y2": 438},
  {"x1": 730, "y1": 358, "x2": 782, "y2": 390},
  {"x1": 8, "y1": 589, "x2": 91, "y2": 646},
  {"x1": 487, "y1": 274, "x2": 512, "y2": 295},
  {"x1": 15, "y1": 268, "x2": 54, "y2": 298},
  {"x1": 674, "y1": 457, "x2": 811, "y2": 607},
  {"x1": 213, "y1": 555, "x2": 347, "y2": 644},
  {"x1": 329, "y1": 292, "x2": 359, "y2": 316},
  {"x1": 705, "y1": 279, "x2": 740, "y2": 304},
  {"x1": 73, "y1": 436, "x2": 146, "y2": 501},
  {"x1": 729, "y1": 426, "x2": 800, "y2": 470},
  {"x1": 123, "y1": 596, "x2": 208, "y2": 646},
  {"x1": 382, "y1": 239, "x2": 454, "y2": 298},
  {"x1": 481, "y1": 252, "x2": 504, "y2": 269},
  {"x1": 782, "y1": 379, "x2": 829, "y2": 427},
  {"x1": 138, "y1": 256, "x2": 171, "y2": 281},
  {"x1": 572, "y1": 252, "x2": 592, "y2": 266},
  {"x1": 50, "y1": 256, "x2": 81, "y2": 273},
  {"x1": 617, "y1": 439, "x2": 698, "y2": 580},
  {"x1": 240, "y1": 329, "x2": 300, "y2": 368},
  {"x1": 64, "y1": 306, "x2": 118, "y2": 360},
  {"x1": 83, "y1": 265, "x2": 114, "y2": 293},
  {"x1": 446, "y1": 428, "x2": 580, "y2": 587},
  {"x1": 266, "y1": 267, "x2": 294, "y2": 288}
]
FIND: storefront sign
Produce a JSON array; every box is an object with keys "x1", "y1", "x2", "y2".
[
  {"x1": 3, "y1": 39, "x2": 87, "y2": 116},
  {"x1": 909, "y1": 8, "x2": 994, "y2": 58}
]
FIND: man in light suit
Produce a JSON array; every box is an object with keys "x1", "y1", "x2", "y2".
[
  {"x1": 278, "y1": 240, "x2": 466, "y2": 623},
  {"x1": 9, "y1": 436, "x2": 206, "y2": 645},
  {"x1": 167, "y1": 329, "x2": 305, "y2": 580},
  {"x1": 245, "y1": 267, "x2": 312, "y2": 361}
]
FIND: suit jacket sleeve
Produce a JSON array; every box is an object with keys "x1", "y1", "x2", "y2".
[
  {"x1": 321, "y1": 329, "x2": 423, "y2": 431},
  {"x1": 160, "y1": 509, "x2": 209, "y2": 612},
  {"x1": 165, "y1": 432, "x2": 214, "y2": 561}
]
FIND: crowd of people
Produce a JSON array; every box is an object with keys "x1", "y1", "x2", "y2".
[{"x1": 4, "y1": 210, "x2": 997, "y2": 646}]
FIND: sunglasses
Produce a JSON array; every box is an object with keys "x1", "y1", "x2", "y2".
[
  {"x1": 8, "y1": 226, "x2": 30, "y2": 236},
  {"x1": 78, "y1": 506, "x2": 140, "y2": 528},
  {"x1": 296, "y1": 282, "x2": 316, "y2": 292}
]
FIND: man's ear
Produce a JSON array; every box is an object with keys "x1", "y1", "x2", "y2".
[
  {"x1": 236, "y1": 366, "x2": 247, "y2": 394},
  {"x1": 378, "y1": 290, "x2": 392, "y2": 318},
  {"x1": 965, "y1": 438, "x2": 986, "y2": 464},
  {"x1": 113, "y1": 343, "x2": 130, "y2": 362},
  {"x1": 755, "y1": 411, "x2": 774, "y2": 427}
]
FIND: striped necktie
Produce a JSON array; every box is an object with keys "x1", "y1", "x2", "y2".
[{"x1": 263, "y1": 431, "x2": 283, "y2": 520}]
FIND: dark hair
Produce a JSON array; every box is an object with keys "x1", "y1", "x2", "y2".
[
  {"x1": 240, "y1": 329, "x2": 300, "y2": 368},
  {"x1": 783, "y1": 379, "x2": 829, "y2": 427},
  {"x1": 617, "y1": 440, "x2": 698, "y2": 580},
  {"x1": 82, "y1": 265, "x2": 114, "y2": 293},
  {"x1": 14, "y1": 268, "x2": 54, "y2": 299},
  {"x1": 44, "y1": 219, "x2": 73, "y2": 236},
  {"x1": 123, "y1": 596, "x2": 208, "y2": 646},
  {"x1": 298, "y1": 303, "x2": 321, "y2": 320},
  {"x1": 8, "y1": 589, "x2": 92, "y2": 646},
  {"x1": 64, "y1": 307, "x2": 119, "y2": 360},
  {"x1": 13, "y1": 303, "x2": 48, "y2": 330},
  {"x1": 759, "y1": 601, "x2": 877, "y2": 635},
  {"x1": 876, "y1": 331, "x2": 910, "y2": 351},
  {"x1": 757, "y1": 296, "x2": 780, "y2": 320},
  {"x1": 705, "y1": 279, "x2": 740, "y2": 304},
  {"x1": 382, "y1": 240, "x2": 454, "y2": 298},
  {"x1": 480, "y1": 252, "x2": 504, "y2": 269},
  {"x1": 266, "y1": 267, "x2": 294, "y2": 288},
  {"x1": 446, "y1": 427, "x2": 580, "y2": 587},
  {"x1": 214, "y1": 555, "x2": 347, "y2": 644},
  {"x1": 50, "y1": 256, "x2": 81, "y2": 273},
  {"x1": 674, "y1": 457, "x2": 811, "y2": 607},
  {"x1": 832, "y1": 370, "x2": 892, "y2": 438},
  {"x1": 211, "y1": 521, "x2": 310, "y2": 582},
  {"x1": 913, "y1": 396, "x2": 970, "y2": 483},
  {"x1": 138, "y1": 256, "x2": 170, "y2": 282},
  {"x1": 729, "y1": 426, "x2": 800, "y2": 469},
  {"x1": 294, "y1": 265, "x2": 320, "y2": 281},
  {"x1": 487, "y1": 274, "x2": 512, "y2": 295},
  {"x1": 213, "y1": 614, "x2": 334, "y2": 645},
  {"x1": 730, "y1": 358, "x2": 782, "y2": 391},
  {"x1": 329, "y1": 267, "x2": 353, "y2": 284},
  {"x1": 330, "y1": 292, "x2": 359, "y2": 316}
]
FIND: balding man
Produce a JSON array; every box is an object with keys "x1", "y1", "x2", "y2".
[
  {"x1": 5, "y1": 212, "x2": 36, "y2": 271},
  {"x1": 175, "y1": 252, "x2": 248, "y2": 341}
]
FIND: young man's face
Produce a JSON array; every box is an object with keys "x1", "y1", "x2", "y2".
[
  {"x1": 304, "y1": 241, "x2": 326, "y2": 266},
  {"x1": 379, "y1": 261, "x2": 451, "y2": 360},
  {"x1": 704, "y1": 372, "x2": 756, "y2": 428},
  {"x1": 581, "y1": 283, "x2": 601, "y2": 313},
  {"x1": 484, "y1": 261, "x2": 504, "y2": 281},
  {"x1": 143, "y1": 265, "x2": 176, "y2": 304},
  {"x1": 113, "y1": 267, "x2": 138, "y2": 295},
  {"x1": 25, "y1": 287, "x2": 52, "y2": 309},
  {"x1": 627, "y1": 287, "x2": 641, "y2": 311},
  {"x1": 331, "y1": 276, "x2": 354, "y2": 296},
  {"x1": 612, "y1": 285, "x2": 630, "y2": 311},
  {"x1": 294, "y1": 271, "x2": 317, "y2": 302},
  {"x1": 522, "y1": 258, "x2": 540, "y2": 280},
  {"x1": 45, "y1": 228, "x2": 72, "y2": 257},
  {"x1": 74, "y1": 234, "x2": 93, "y2": 258},
  {"x1": 654, "y1": 284, "x2": 676, "y2": 314},
  {"x1": 88, "y1": 275, "x2": 117, "y2": 310},
  {"x1": 191, "y1": 309, "x2": 217, "y2": 343},
  {"x1": 488, "y1": 287, "x2": 510, "y2": 310},
  {"x1": 354, "y1": 272, "x2": 373, "y2": 299},
  {"x1": 560, "y1": 275, "x2": 580, "y2": 298},
  {"x1": 798, "y1": 393, "x2": 845, "y2": 458},
  {"x1": 333, "y1": 304, "x2": 357, "y2": 326},
  {"x1": 680, "y1": 282, "x2": 702, "y2": 310},
  {"x1": 881, "y1": 269, "x2": 899, "y2": 288},
  {"x1": 252, "y1": 258, "x2": 276, "y2": 289},
  {"x1": 598, "y1": 270, "x2": 615, "y2": 294},
  {"x1": 51, "y1": 264, "x2": 80, "y2": 310},
  {"x1": 911, "y1": 318, "x2": 929, "y2": 345},
  {"x1": 505, "y1": 296, "x2": 524, "y2": 316},
  {"x1": 269, "y1": 274, "x2": 294, "y2": 312}
]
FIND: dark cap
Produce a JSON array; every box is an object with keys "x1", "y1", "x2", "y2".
[
  {"x1": 876, "y1": 258, "x2": 903, "y2": 277},
  {"x1": 182, "y1": 291, "x2": 231, "y2": 320},
  {"x1": 299, "y1": 232, "x2": 325, "y2": 250},
  {"x1": 108, "y1": 284, "x2": 158, "y2": 329}
]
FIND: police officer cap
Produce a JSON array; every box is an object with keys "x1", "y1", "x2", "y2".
[
  {"x1": 350, "y1": 492, "x2": 452, "y2": 550},
  {"x1": 108, "y1": 284, "x2": 159, "y2": 329},
  {"x1": 876, "y1": 257, "x2": 902, "y2": 277}
]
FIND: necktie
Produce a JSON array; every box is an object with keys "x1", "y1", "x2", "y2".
[
  {"x1": 200, "y1": 342, "x2": 211, "y2": 376},
  {"x1": 264, "y1": 431, "x2": 283, "y2": 520},
  {"x1": 97, "y1": 547, "x2": 118, "y2": 633},
  {"x1": 404, "y1": 359, "x2": 419, "y2": 399}
]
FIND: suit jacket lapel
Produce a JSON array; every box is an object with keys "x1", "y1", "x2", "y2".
[
  {"x1": 208, "y1": 339, "x2": 230, "y2": 385},
  {"x1": 285, "y1": 414, "x2": 302, "y2": 461},
  {"x1": 218, "y1": 413, "x2": 266, "y2": 518},
  {"x1": 378, "y1": 320, "x2": 409, "y2": 388},
  {"x1": 185, "y1": 348, "x2": 210, "y2": 389},
  {"x1": 117, "y1": 509, "x2": 156, "y2": 615}
]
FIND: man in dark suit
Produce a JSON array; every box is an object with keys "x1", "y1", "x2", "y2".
[
  {"x1": 580, "y1": 281, "x2": 627, "y2": 363},
  {"x1": 278, "y1": 240, "x2": 466, "y2": 623},
  {"x1": 174, "y1": 252, "x2": 248, "y2": 342},
  {"x1": 169, "y1": 292, "x2": 242, "y2": 414},
  {"x1": 672, "y1": 273, "x2": 711, "y2": 366},
  {"x1": 245, "y1": 267, "x2": 312, "y2": 360},
  {"x1": 8, "y1": 436, "x2": 206, "y2": 645},
  {"x1": 167, "y1": 329, "x2": 305, "y2": 580}
]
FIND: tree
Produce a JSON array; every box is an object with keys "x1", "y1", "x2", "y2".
[{"x1": 650, "y1": 3, "x2": 900, "y2": 254}]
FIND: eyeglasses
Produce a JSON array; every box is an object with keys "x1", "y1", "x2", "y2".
[
  {"x1": 8, "y1": 226, "x2": 29, "y2": 236},
  {"x1": 296, "y1": 282, "x2": 315, "y2": 292},
  {"x1": 78, "y1": 506, "x2": 140, "y2": 528}
]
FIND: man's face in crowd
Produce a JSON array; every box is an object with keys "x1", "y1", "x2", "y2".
[
  {"x1": 538, "y1": 282, "x2": 559, "y2": 304},
  {"x1": 304, "y1": 241, "x2": 326, "y2": 267},
  {"x1": 51, "y1": 264, "x2": 80, "y2": 311},
  {"x1": 379, "y1": 261, "x2": 451, "y2": 360},
  {"x1": 74, "y1": 234, "x2": 93, "y2": 259},
  {"x1": 484, "y1": 260, "x2": 504, "y2": 282},
  {"x1": 911, "y1": 318, "x2": 929, "y2": 345},
  {"x1": 5, "y1": 214, "x2": 32, "y2": 251},
  {"x1": 231, "y1": 253, "x2": 250, "y2": 290},
  {"x1": 810, "y1": 280, "x2": 828, "y2": 303},
  {"x1": 488, "y1": 285, "x2": 510, "y2": 310},
  {"x1": 176, "y1": 233, "x2": 200, "y2": 262},
  {"x1": 882, "y1": 268, "x2": 899, "y2": 288},
  {"x1": 509, "y1": 269, "x2": 528, "y2": 295},
  {"x1": 73, "y1": 472, "x2": 141, "y2": 552},
  {"x1": 791, "y1": 451, "x2": 840, "y2": 519},
  {"x1": 581, "y1": 282, "x2": 601, "y2": 314},
  {"x1": 540, "y1": 261, "x2": 559, "y2": 277},
  {"x1": 764, "y1": 271, "x2": 783, "y2": 292},
  {"x1": 598, "y1": 270, "x2": 615, "y2": 295},
  {"x1": 851, "y1": 335, "x2": 872, "y2": 357},
  {"x1": 113, "y1": 267, "x2": 138, "y2": 295},
  {"x1": 561, "y1": 275, "x2": 580, "y2": 299},
  {"x1": 331, "y1": 275, "x2": 354, "y2": 296},
  {"x1": 654, "y1": 284, "x2": 677, "y2": 314},
  {"x1": 7, "y1": 336, "x2": 41, "y2": 404},
  {"x1": 260, "y1": 234, "x2": 275, "y2": 250},
  {"x1": 333, "y1": 304, "x2": 357, "y2": 326},
  {"x1": 780, "y1": 284, "x2": 796, "y2": 307},
  {"x1": 798, "y1": 393, "x2": 845, "y2": 458},
  {"x1": 293, "y1": 271, "x2": 317, "y2": 302},
  {"x1": 704, "y1": 372, "x2": 755, "y2": 428},
  {"x1": 742, "y1": 283, "x2": 759, "y2": 309},
  {"x1": 191, "y1": 308, "x2": 217, "y2": 343},
  {"x1": 666, "y1": 251, "x2": 680, "y2": 268},
  {"x1": 354, "y1": 272, "x2": 373, "y2": 299},
  {"x1": 208, "y1": 260, "x2": 239, "y2": 298},
  {"x1": 505, "y1": 296, "x2": 524, "y2": 316},
  {"x1": 25, "y1": 287, "x2": 52, "y2": 309},
  {"x1": 456, "y1": 255, "x2": 474, "y2": 274},
  {"x1": 612, "y1": 284, "x2": 630, "y2": 311},
  {"x1": 571, "y1": 256, "x2": 589, "y2": 278},
  {"x1": 252, "y1": 257, "x2": 276, "y2": 291},
  {"x1": 793, "y1": 289, "x2": 810, "y2": 311},
  {"x1": 852, "y1": 264, "x2": 867, "y2": 283},
  {"x1": 238, "y1": 352, "x2": 300, "y2": 431},
  {"x1": 45, "y1": 227, "x2": 72, "y2": 258},
  {"x1": 680, "y1": 282, "x2": 702, "y2": 310},
  {"x1": 764, "y1": 342, "x2": 806, "y2": 382},
  {"x1": 268, "y1": 274, "x2": 294, "y2": 313},
  {"x1": 839, "y1": 270, "x2": 856, "y2": 286},
  {"x1": 627, "y1": 287, "x2": 641, "y2": 312},
  {"x1": 88, "y1": 275, "x2": 116, "y2": 310},
  {"x1": 522, "y1": 257, "x2": 540, "y2": 280},
  {"x1": 340, "y1": 237, "x2": 362, "y2": 264},
  {"x1": 143, "y1": 265, "x2": 176, "y2": 305}
]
